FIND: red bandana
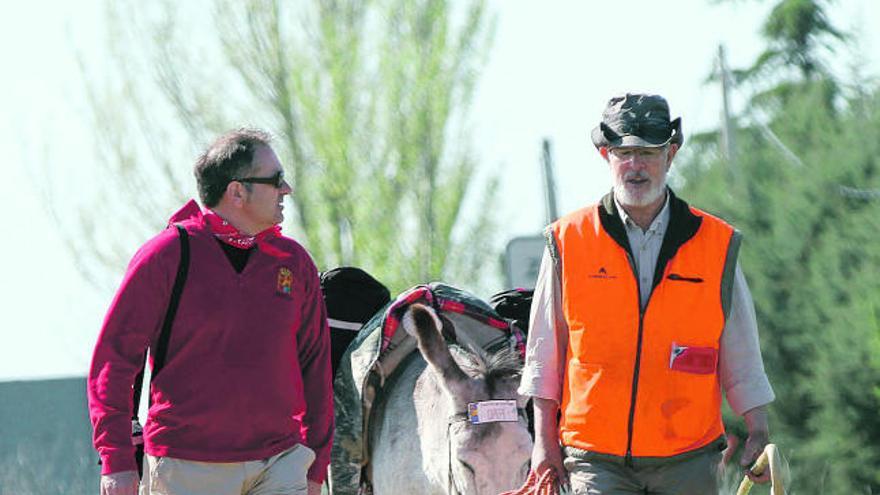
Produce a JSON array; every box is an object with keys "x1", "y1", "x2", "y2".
[{"x1": 203, "y1": 211, "x2": 287, "y2": 258}]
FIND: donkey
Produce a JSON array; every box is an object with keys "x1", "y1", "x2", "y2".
[{"x1": 368, "y1": 303, "x2": 533, "y2": 494}]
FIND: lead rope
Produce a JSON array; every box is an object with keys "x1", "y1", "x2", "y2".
[
  {"x1": 735, "y1": 443, "x2": 784, "y2": 495},
  {"x1": 498, "y1": 468, "x2": 559, "y2": 495}
]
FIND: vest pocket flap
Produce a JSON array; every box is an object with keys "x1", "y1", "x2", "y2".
[
  {"x1": 666, "y1": 273, "x2": 704, "y2": 283},
  {"x1": 669, "y1": 343, "x2": 717, "y2": 374},
  {"x1": 563, "y1": 361, "x2": 621, "y2": 435}
]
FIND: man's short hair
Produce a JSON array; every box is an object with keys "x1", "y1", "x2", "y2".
[{"x1": 194, "y1": 128, "x2": 273, "y2": 207}]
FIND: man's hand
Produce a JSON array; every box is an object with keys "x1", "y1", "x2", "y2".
[
  {"x1": 531, "y1": 441, "x2": 566, "y2": 490},
  {"x1": 740, "y1": 405, "x2": 771, "y2": 484},
  {"x1": 100, "y1": 470, "x2": 139, "y2": 495},
  {"x1": 307, "y1": 480, "x2": 323, "y2": 495}
]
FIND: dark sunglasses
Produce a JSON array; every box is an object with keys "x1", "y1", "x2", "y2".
[{"x1": 232, "y1": 171, "x2": 285, "y2": 188}]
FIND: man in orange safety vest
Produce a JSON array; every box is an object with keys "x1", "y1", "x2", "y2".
[{"x1": 519, "y1": 93, "x2": 775, "y2": 494}]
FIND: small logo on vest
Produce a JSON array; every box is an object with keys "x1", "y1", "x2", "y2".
[
  {"x1": 276, "y1": 267, "x2": 293, "y2": 296},
  {"x1": 588, "y1": 266, "x2": 617, "y2": 279}
]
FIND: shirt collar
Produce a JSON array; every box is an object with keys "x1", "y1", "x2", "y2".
[{"x1": 615, "y1": 190, "x2": 671, "y2": 235}]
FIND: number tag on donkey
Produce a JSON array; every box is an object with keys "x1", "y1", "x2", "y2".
[{"x1": 467, "y1": 400, "x2": 519, "y2": 424}]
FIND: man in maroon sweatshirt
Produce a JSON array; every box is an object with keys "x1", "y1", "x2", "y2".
[{"x1": 88, "y1": 128, "x2": 333, "y2": 495}]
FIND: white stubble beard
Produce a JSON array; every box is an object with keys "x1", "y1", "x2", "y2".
[{"x1": 614, "y1": 173, "x2": 667, "y2": 208}]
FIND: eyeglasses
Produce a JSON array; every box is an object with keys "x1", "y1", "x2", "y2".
[
  {"x1": 232, "y1": 171, "x2": 285, "y2": 188},
  {"x1": 608, "y1": 147, "x2": 667, "y2": 160}
]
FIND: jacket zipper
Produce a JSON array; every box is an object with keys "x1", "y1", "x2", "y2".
[
  {"x1": 625, "y1": 252, "x2": 646, "y2": 467},
  {"x1": 625, "y1": 311, "x2": 645, "y2": 465}
]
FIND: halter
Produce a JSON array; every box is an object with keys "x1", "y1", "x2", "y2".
[{"x1": 445, "y1": 403, "x2": 529, "y2": 495}]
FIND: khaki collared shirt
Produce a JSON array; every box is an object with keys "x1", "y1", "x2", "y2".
[
  {"x1": 519, "y1": 197, "x2": 775, "y2": 416},
  {"x1": 615, "y1": 194, "x2": 671, "y2": 309}
]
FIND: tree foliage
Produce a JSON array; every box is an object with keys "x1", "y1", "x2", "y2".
[
  {"x1": 678, "y1": 1, "x2": 880, "y2": 491},
  {"x1": 724, "y1": 0, "x2": 845, "y2": 113},
  {"x1": 56, "y1": 0, "x2": 498, "y2": 295}
]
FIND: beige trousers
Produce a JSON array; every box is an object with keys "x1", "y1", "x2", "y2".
[
  {"x1": 140, "y1": 444, "x2": 315, "y2": 495},
  {"x1": 564, "y1": 450, "x2": 722, "y2": 495}
]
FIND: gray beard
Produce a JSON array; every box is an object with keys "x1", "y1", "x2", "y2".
[{"x1": 615, "y1": 178, "x2": 667, "y2": 207}]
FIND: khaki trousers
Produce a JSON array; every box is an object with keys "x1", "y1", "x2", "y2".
[
  {"x1": 140, "y1": 444, "x2": 316, "y2": 495},
  {"x1": 564, "y1": 450, "x2": 722, "y2": 495}
]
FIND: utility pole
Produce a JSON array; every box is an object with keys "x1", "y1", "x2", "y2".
[
  {"x1": 541, "y1": 138, "x2": 559, "y2": 224},
  {"x1": 718, "y1": 44, "x2": 737, "y2": 170},
  {"x1": 502, "y1": 138, "x2": 560, "y2": 289}
]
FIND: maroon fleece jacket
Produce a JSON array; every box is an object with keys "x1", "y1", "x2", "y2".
[{"x1": 88, "y1": 201, "x2": 333, "y2": 482}]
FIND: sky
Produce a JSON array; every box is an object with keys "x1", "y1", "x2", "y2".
[{"x1": 2, "y1": 0, "x2": 879, "y2": 381}]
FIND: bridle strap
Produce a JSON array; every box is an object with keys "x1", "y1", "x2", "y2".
[{"x1": 445, "y1": 408, "x2": 528, "y2": 494}]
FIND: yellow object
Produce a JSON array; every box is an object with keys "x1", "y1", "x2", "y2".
[{"x1": 735, "y1": 443, "x2": 784, "y2": 495}]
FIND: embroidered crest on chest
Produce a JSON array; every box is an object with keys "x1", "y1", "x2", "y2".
[{"x1": 276, "y1": 267, "x2": 293, "y2": 296}]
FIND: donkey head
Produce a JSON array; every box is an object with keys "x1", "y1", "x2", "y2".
[{"x1": 403, "y1": 303, "x2": 532, "y2": 495}]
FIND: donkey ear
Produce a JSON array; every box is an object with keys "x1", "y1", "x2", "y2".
[
  {"x1": 403, "y1": 303, "x2": 469, "y2": 390},
  {"x1": 402, "y1": 303, "x2": 442, "y2": 339}
]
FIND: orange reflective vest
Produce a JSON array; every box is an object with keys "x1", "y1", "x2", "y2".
[{"x1": 551, "y1": 192, "x2": 739, "y2": 459}]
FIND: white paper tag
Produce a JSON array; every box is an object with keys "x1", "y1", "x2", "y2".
[{"x1": 467, "y1": 400, "x2": 519, "y2": 424}]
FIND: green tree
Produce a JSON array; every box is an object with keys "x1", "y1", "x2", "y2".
[
  {"x1": 725, "y1": 0, "x2": 845, "y2": 111},
  {"x1": 678, "y1": 2, "x2": 880, "y2": 491},
  {"x1": 54, "y1": 0, "x2": 498, "y2": 295},
  {"x1": 679, "y1": 86, "x2": 880, "y2": 494}
]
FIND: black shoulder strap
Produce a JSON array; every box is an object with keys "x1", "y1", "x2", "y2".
[
  {"x1": 152, "y1": 224, "x2": 190, "y2": 375},
  {"x1": 131, "y1": 224, "x2": 190, "y2": 418}
]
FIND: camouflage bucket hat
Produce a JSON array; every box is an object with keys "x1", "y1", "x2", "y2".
[{"x1": 591, "y1": 93, "x2": 684, "y2": 149}]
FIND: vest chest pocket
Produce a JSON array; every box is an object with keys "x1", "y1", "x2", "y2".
[
  {"x1": 656, "y1": 272, "x2": 714, "y2": 318},
  {"x1": 666, "y1": 273, "x2": 704, "y2": 283}
]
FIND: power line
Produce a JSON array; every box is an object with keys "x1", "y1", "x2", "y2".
[
  {"x1": 717, "y1": 47, "x2": 878, "y2": 202},
  {"x1": 718, "y1": 44, "x2": 737, "y2": 167},
  {"x1": 838, "y1": 185, "x2": 880, "y2": 200}
]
